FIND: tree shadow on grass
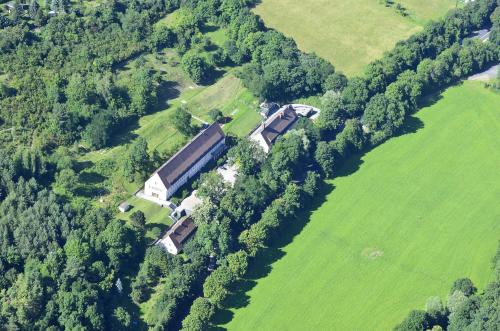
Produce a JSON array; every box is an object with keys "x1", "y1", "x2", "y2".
[
  {"x1": 146, "y1": 222, "x2": 169, "y2": 233},
  {"x1": 74, "y1": 160, "x2": 94, "y2": 172},
  {"x1": 210, "y1": 181, "x2": 334, "y2": 329},
  {"x1": 156, "y1": 80, "x2": 181, "y2": 110},
  {"x1": 74, "y1": 186, "x2": 109, "y2": 198},
  {"x1": 396, "y1": 115, "x2": 425, "y2": 138},
  {"x1": 108, "y1": 122, "x2": 140, "y2": 148},
  {"x1": 79, "y1": 171, "x2": 106, "y2": 185}
]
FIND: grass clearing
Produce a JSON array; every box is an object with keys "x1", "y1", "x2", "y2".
[
  {"x1": 253, "y1": 0, "x2": 455, "y2": 76},
  {"x1": 221, "y1": 81, "x2": 500, "y2": 330},
  {"x1": 119, "y1": 196, "x2": 172, "y2": 241}
]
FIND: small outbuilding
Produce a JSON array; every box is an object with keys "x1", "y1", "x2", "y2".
[
  {"x1": 158, "y1": 216, "x2": 197, "y2": 255},
  {"x1": 259, "y1": 101, "x2": 280, "y2": 118},
  {"x1": 118, "y1": 202, "x2": 131, "y2": 213}
]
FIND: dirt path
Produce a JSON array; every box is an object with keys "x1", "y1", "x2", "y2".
[{"x1": 468, "y1": 64, "x2": 499, "y2": 81}]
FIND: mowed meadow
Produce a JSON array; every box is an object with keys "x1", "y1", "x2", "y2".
[
  {"x1": 253, "y1": 0, "x2": 456, "y2": 76},
  {"x1": 219, "y1": 81, "x2": 500, "y2": 330}
]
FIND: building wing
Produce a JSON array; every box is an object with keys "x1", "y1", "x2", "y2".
[
  {"x1": 261, "y1": 105, "x2": 298, "y2": 145},
  {"x1": 155, "y1": 123, "x2": 225, "y2": 188}
]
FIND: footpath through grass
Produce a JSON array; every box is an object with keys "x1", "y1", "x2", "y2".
[
  {"x1": 253, "y1": 0, "x2": 455, "y2": 76},
  {"x1": 221, "y1": 81, "x2": 500, "y2": 330}
]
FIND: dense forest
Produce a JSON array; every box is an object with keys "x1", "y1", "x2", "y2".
[{"x1": 0, "y1": 0, "x2": 499, "y2": 330}]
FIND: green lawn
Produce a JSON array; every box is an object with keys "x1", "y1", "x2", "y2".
[
  {"x1": 186, "y1": 73, "x2": 261, "y2": 136},
  {"x1": 399, "y1": 0, "x2": 457, "y2": 24},
  {"x1": 119, "y1": 196, "x2": 172, "y2": 241},
  {"x1": 221, "y1": 81, "x2": 500, "y2": 330},
  {"x1": 253, "y1": 0, "x2": 455, "y2": 76}
]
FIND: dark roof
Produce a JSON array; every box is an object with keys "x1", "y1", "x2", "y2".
[
  {"x1": 166, "y1": 217, "x2": 197, "y2": 249},
  {"x1": 261, "y1": 106, "x2": 298, "y2": 145},
  {"x1": 155, "y1": 123, "x2": 225, "y2": 188}
]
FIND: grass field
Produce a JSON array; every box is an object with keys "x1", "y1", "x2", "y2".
[
  {"x1": 253, "y1": 0, "x2": 456, "y2": 76},
  {"x1": 220, "y1": 81, "x2": 500, "y2": 330}
]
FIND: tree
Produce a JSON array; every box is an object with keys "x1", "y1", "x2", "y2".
[
  {"x1": 239, "y1": 222, "x2": 267, "y2": 256},
  {"x1": 129, "y1": 68, "x2": 158, "y2": 116},
  {"x1": 99, "y1": 220, "x2": 134, "y2": 270},
  {"x1": 450, "y1": 278, "x2": 476, "y2": 297},
  {"x1": 362, "y1": 93, "x2": 401, "y2": 137},
  {"x1": 490, "y1": 6, "x2": 500, "y2": 46},
  {"x1": 29, "y1": 0, "x2": 40, "y2": 19},
  {"x1": 209, "y1": 108, "x2": 223, "y2": 122},
  {"x1": 181, "y1": 297, "x2": 214, "y2": 331},
  {"x1": 130, "y1": 211, "x2": 146, "y2": 229},
  {"x1": 226, "y1": 250, "x2": 248, "y2": 278},
  {"x1": 447, "y1": 290, "x2": 468, "y2": 314},
  {"x1": 203, "y1": 265, "x2": 235, "y2": 307},
  {"x1": 317, "y1": 90, "x2": 346, "y2": 137},
  {"x1": 341, "y1": 77, "x2": 369, "y2": 117},
  {"x1": 302, "y1": 171, "x2": 321, "y2": 198},
  {"x1": 131, "y1": 274, "x2": 148, "y2": 303},
  {"x1": 394, "y1": 310, "x2": 431, "y2": 331},
  {"x1": 123, "y1": 137, "x2": 151, "y2": 183},
  {"x1": 83, "y1": 110, "x2": 114, "y2": 150},
  {"x1": 54, "y1": 168, "x2": 78, "y2": 195},
  {"x1": 315, "y1": 141, "x2": 337, "y2": 178},
  {"x1": 333, "y1": 119, "x2": 365, "y2": 158},
  {"x1": 323, "y1": 72, "x2": 348, "y2": 92},
  {"x1": 197, "y1": 171, "x2": 228, "y2": 205},
  {"x1": 172, "y1": 106, "x2": 195, "y2": 136},
  {"x1": 113, "y1": 307, "x2": 131, "y2": 329},
  {"x1": 228, "y1": 139, "x2": 265, "y2": 176},
  {"x1": 425, "y1": 296, "x2": 446, "y2": 326},
  {"x1": 299, "y1": 53, "x2": 335, "y2": 94},
  {"x1": 182, "y1": 51, "x2": 213, "y2": 84}
]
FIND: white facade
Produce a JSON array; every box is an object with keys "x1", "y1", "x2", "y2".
[
  {"x1": 250, "y1": 132, "x2": 271, "y2": 153},
  {"x1": 159, "y1": 236, "x2": 180, "y2": 255},
  {"x1": 144, "y1": 173, "x2": 168, "y2": 201},
  {"x1": 144, "y1": 138, "x2": 226, "y2": 201}
]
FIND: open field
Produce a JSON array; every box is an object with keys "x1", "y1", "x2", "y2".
[
  {"x1": 221, "y1": 81, "x2": 500, "y2": 330},
  {"x1": 253, "y1": 0, "x2": 455, "y2": 76},
  {"x1": 399, "y1": 0, "x2": 457, "y2": 24}
]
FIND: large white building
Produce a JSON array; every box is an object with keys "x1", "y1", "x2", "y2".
[
  {"x1": 250, "y1": 105, "x2": 299, "y2": 153},
  {"x1": 144, "y1": 123, "x2": 226, "y2": 201}
]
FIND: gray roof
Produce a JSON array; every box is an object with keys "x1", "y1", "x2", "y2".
[
  {"x1": 260, "y1": 102, "x2": 280, "y2": 116},
  {"x1": 155, "y1": 123, "x2": 225, "y2": 188},
  {"x1": 261, "y1": 106, "x2": 298, "y2": 145}
]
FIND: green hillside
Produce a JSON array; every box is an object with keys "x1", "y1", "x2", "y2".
[{"x1": 253, "y1": 0, "x2": 456, "y2": 75}]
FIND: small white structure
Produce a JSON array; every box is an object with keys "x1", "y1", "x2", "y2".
[
  {"x1": 158, "y1": 217, "x2": 197, "y2": 255},
  {"x1": 118, "y1": 202, "x2": 131, "y2": 213},
  {"x1": 144, "y1": 123, "x2": 226, "y2": 202},
  {"x1": 250, "y1": 105, "x2": 299, "y2": 153}
]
